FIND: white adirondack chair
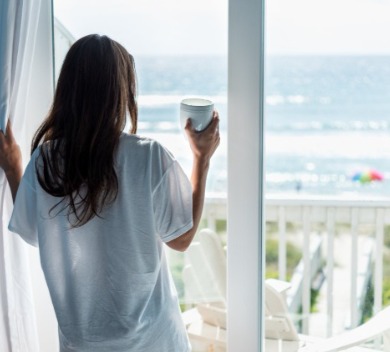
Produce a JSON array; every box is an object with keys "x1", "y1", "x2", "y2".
[{"x1": 181, "y1": 229, "x2": 390, "y2": 352}]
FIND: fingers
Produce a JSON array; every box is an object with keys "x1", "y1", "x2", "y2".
[
  {"x1": 0, "y1": 122, "x2": 6, "y2": 144},
  {"x1": 185, "y1": 111, "x2": 220, "y2": 134},
  {"x1": 5, "y1": 120, "x2": 14, "y2": 141},
  {"x1": 185, "y1": 118, "x2": 193, "y2": 131},
  {"x1": 210, "y1": 111, "x2": 220, "y2": 128},
  {"x1": 184, "y1": 110, "x2": 221, "y2": 161},
  {"x1": 0, "y1": 120, "x2": 17, "y2": 149},
  {"x1": 198, "y1": 112, "x2": 219, "y2": 135},
  {"x1": 184, "y1": 119, "x2": 195, "y2": 140},
  {"x1": 206, "y1": 114, "x2": 220, "y2": 137}
]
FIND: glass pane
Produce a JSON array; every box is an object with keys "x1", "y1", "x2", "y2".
[
  {"x1": 54, "y1": 1, "x2": 227, "y2": 351},
  {"x1": 265, "y1": 0, "x2": 390, "y2": 350}
]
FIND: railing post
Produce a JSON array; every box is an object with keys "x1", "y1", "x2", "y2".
[
  {"x1": 374, "y1": 208, "x2": 385, "y2": 349},
  {"x1": 374, "y1": 208, "x2": 384, "y2": 316},
  {"x1": 383, "y1": 330, "x2": 390, "y2": 352},
  {"x1": 278, "y1": 206, "x2": 287, "y2": 281},
  {"x1": 302, "y1": 206, "x2": 311, "y2": 334},
  {"x1": 350, "y1": 208, "x2": 359, "y2": 328},
  {"x1": 326, "y1": 207, "x2": 335, "y2": 337}
]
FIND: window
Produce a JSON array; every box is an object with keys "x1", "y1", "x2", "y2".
[{"x1": 265, "y1": 0, "x2": 390, "y2": 349}]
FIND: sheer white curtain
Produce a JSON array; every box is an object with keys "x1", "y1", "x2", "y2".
[{"x1": 0, "y1": 0, "x2": 54, "y2": 351}]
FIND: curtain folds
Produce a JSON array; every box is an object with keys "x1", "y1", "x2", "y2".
[{"x1": 0, "y1": 0, "x2": 53, "y2": 351}]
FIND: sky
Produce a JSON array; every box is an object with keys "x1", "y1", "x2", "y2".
[{"x1": 55, "y1": 0, "x2": 390, "y2": 56}]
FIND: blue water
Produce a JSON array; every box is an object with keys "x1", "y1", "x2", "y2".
[
  {"x1": 135, "y1": 55, "x2": 390, "y2": 196},
  {"x1": 265, "y1": 56, "x2": 390, "y2": 132}
]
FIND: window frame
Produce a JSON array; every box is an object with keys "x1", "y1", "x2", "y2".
[{"x1": 227, "y1": 0, "x2": 265, "y2": 350}]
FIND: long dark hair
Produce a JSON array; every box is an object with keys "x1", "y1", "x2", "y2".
[{"x1": 31, "y1": 34, "x2": 138, "y2": 227}]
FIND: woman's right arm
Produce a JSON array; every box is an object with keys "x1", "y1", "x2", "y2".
[{"x1": 166, "y1": 112, "x2": 220, "y2": 252}]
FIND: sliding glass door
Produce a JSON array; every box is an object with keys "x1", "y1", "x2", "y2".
[
  {"x1": 53, "y1": 1, "x2": 232, "y2": 351},
  {"x1": 264, "y1": 0, "x2": 390, "y2": 350}
]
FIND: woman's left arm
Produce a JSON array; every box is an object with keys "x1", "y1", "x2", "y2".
[{"x1": 0, "y1": 121, "x2": 22, "y2": 202}]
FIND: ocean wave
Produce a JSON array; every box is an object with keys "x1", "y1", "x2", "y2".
[
  {"x1": 137, "y1": 95, "x2": 389, "y2": 133},
  {"x1": 266, "y1": 95, "x2": 311, "y2": 105},
  {"x1": 137, "y1": 94, "x2": 331, "y2": 107},
  {"x1": 138, "y1": 117, "x2": 390, "y2": 133},
  {"x1": 138, "y1": 94, "x2": 227, "y2": 107},
  {"x1": 138, "y1": 121, "x2": 179, "y2": 132},
  {"x1": 266, "y1": 172, "x2": 348, "y2": 184},
  {"x1": 268, "y1": 120, "x2": 390, "y2": 132}
]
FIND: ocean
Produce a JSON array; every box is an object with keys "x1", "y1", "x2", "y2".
[{"x1": 134, "y1": 55, "x2": 390, "y2": 197}]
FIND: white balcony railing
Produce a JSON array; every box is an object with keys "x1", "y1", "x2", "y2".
[{"x1": 201, "y1": 193, "x2": 390, "y2": 338}]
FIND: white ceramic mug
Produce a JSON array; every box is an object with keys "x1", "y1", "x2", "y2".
[{"x1": 180, "y1": 98, "x2": 214, "y2": 132}]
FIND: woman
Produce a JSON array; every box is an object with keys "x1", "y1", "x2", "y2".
[{"x1": 0, "y1": 34, "x2": 219, "y2": 351}]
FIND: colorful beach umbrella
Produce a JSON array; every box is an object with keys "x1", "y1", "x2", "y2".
[{"x1": 351, "y1": 169, "x2": 384, "y2": 183}]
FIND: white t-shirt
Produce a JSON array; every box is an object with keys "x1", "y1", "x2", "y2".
[{"x1": 9, "y1": 133, "x2": 193, "y2": 352}]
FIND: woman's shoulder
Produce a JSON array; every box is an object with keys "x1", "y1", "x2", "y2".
[
  {"x1": 119, "y1": 132, "x2": 167, "y2": 153},
  {"x1": 118, "y1": 132, "x2": 175, "y2": 164},
  {"x1": 120, "y1": 132, "x2": 155, "y2": 146}
]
